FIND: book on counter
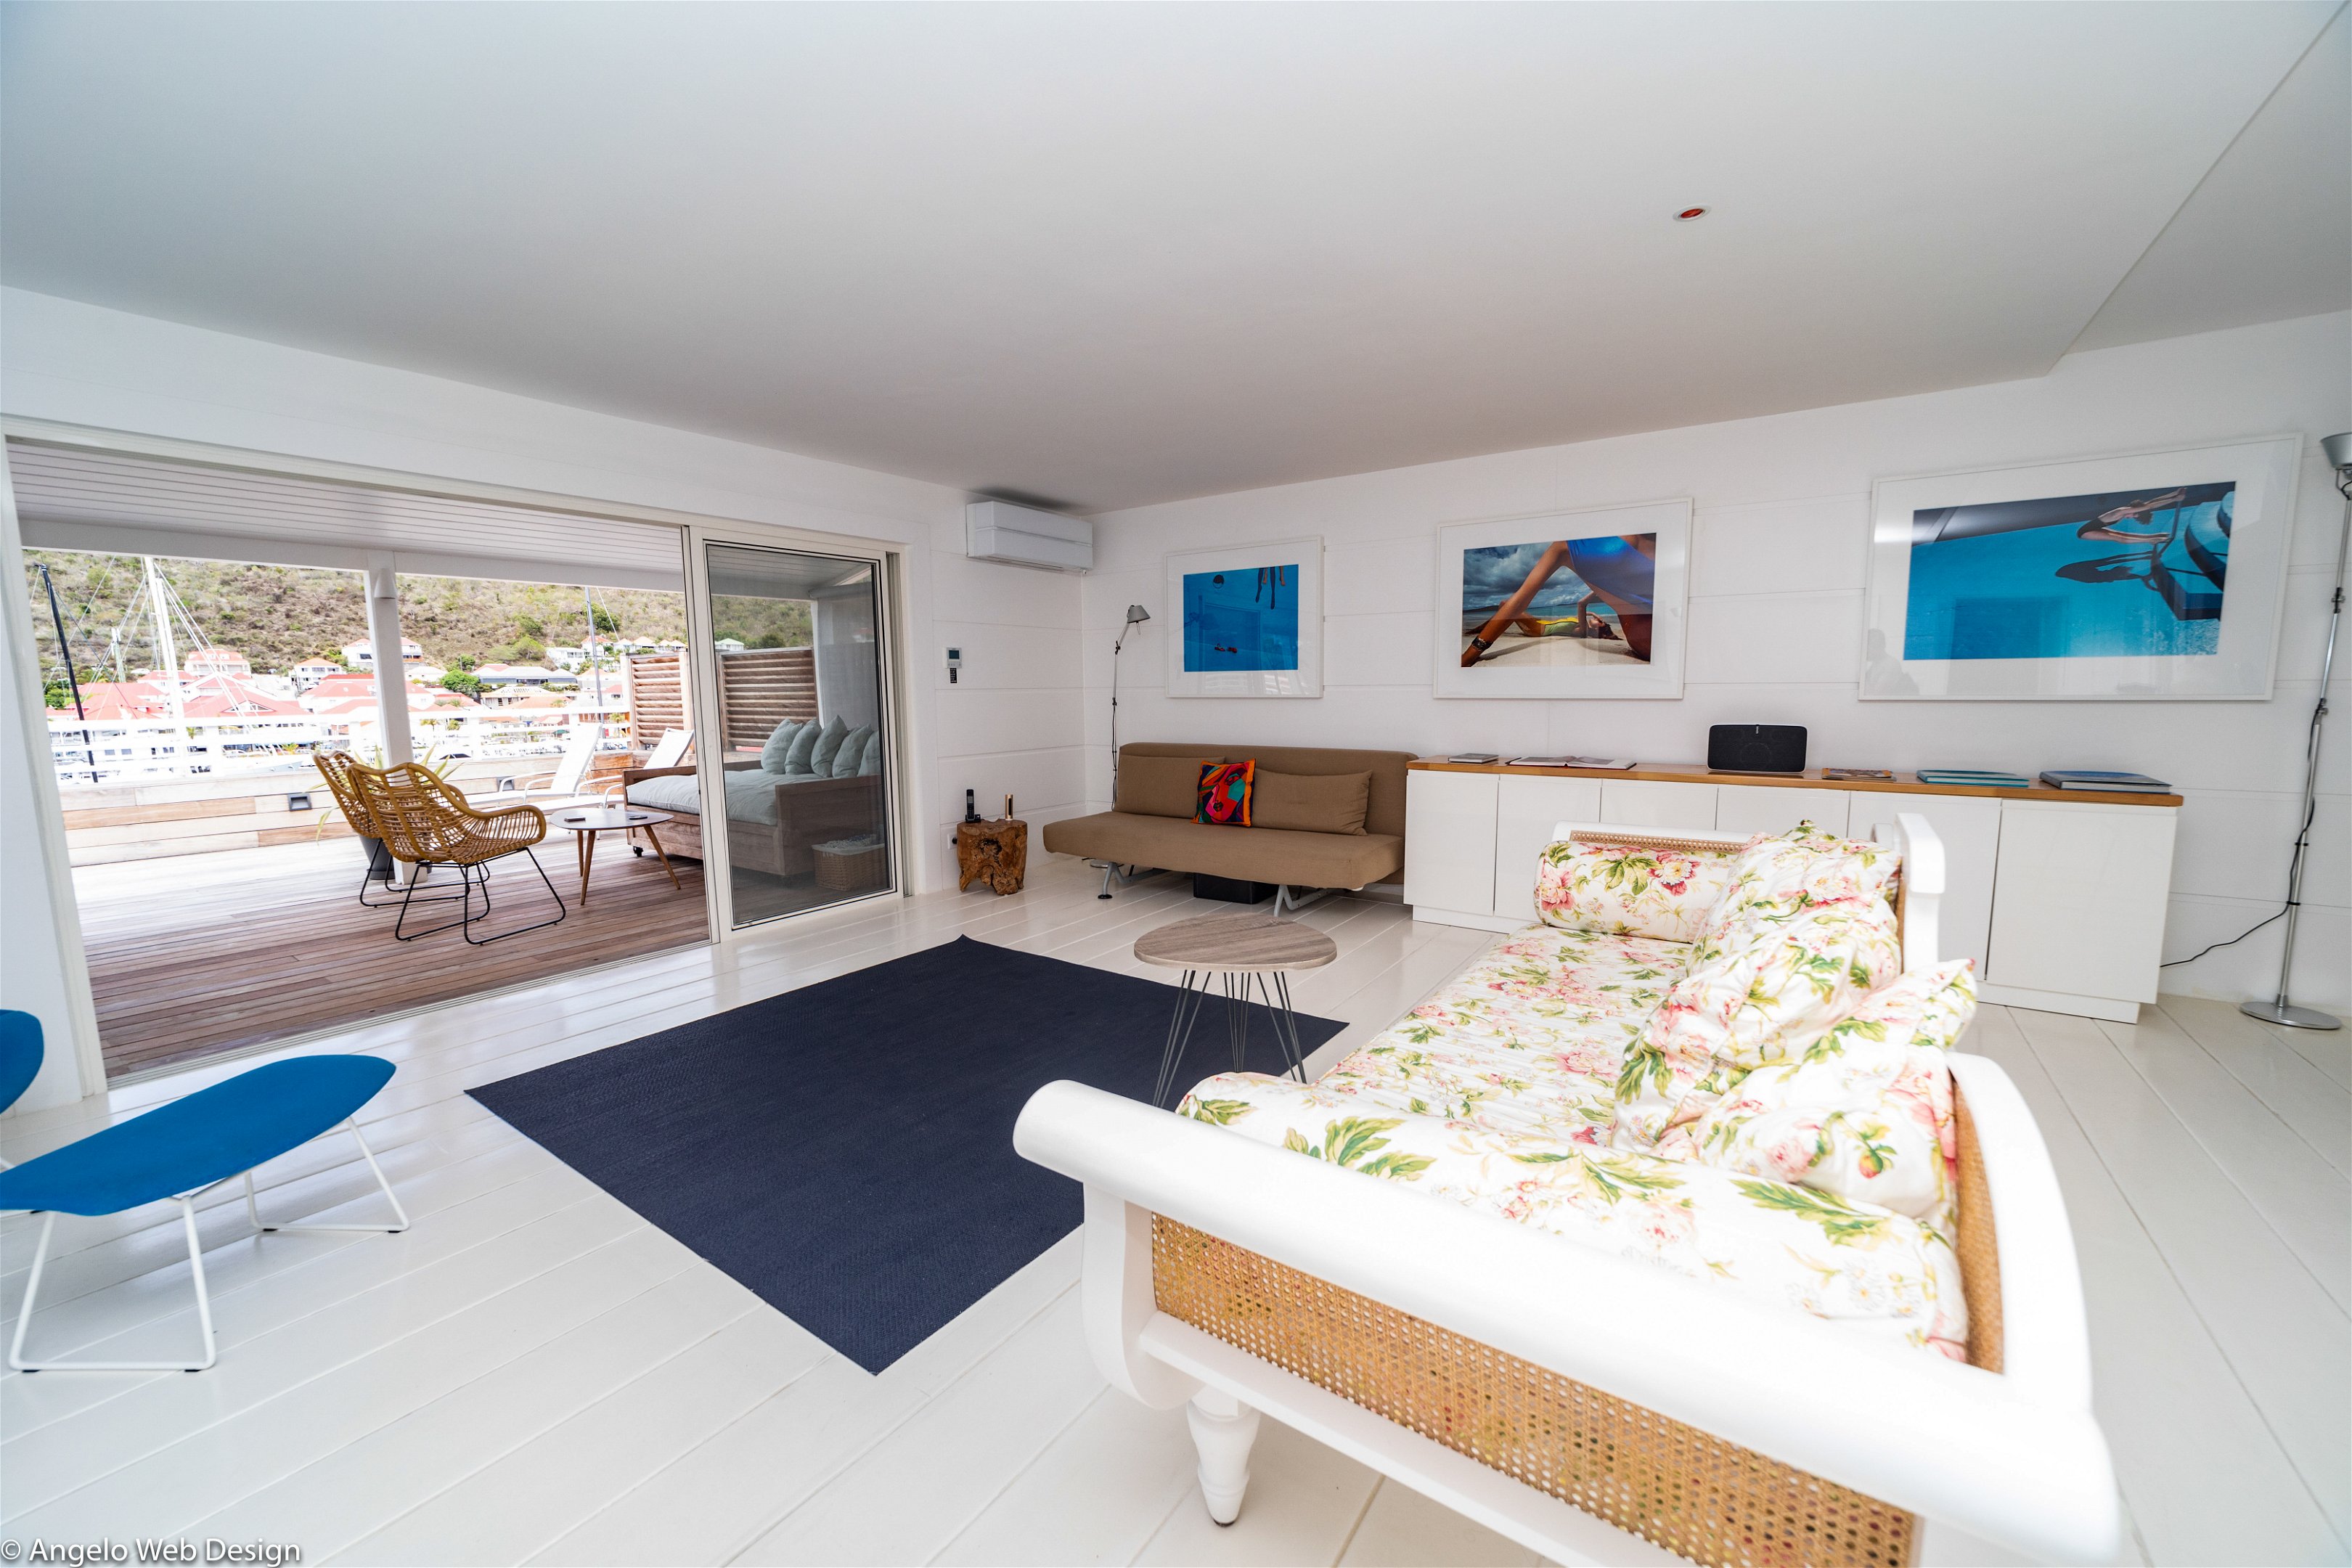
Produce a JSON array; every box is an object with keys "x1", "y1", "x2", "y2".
[
  {"x1": 1916, "y1": 768, "x2": 2033, "y2": 788},
  {"x1": 1821, "y1": 767, "x2": 1894, "y2": 781},
  {"x1": 1508, "y1": 754, "x2": 1636, "y2": 769},
  {"x1": 1444, "y1": 752, "x2": 1501, "y2": 764},
  {"x1": 2038, "y1": 769, "x2": 2171, "y2": 793}
]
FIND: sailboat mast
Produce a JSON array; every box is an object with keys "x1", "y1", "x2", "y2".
[{"x1": 144, "y1": 555, "x2": 187, "y2": 773}]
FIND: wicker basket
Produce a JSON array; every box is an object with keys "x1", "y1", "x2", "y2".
[{"x1": 812, "y1": 841, "x2": 887, "y2": 891}]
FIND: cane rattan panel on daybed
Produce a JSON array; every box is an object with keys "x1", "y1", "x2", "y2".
[{"x1": 1151, "y1": 1074, "x2": 2008, "y2": 1568}]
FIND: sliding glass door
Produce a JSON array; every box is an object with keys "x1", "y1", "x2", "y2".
[{"x1": 700, "y1": 542, "x2": 894, "y2": 927}]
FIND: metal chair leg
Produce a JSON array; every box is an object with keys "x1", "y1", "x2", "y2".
[
  {"x1": 10, "y1": 1200, "x2": 218, "y2": 1372},
  {"x1": 392, "y1": 858, "x2": 491, "y2": 941},
  {"x1": 358, "y1": 857, "x2": 461, "y2": 911},
  {"x1": 242, "y1": 1120, "x2": 411, "y2": 1234},
  {"x1": 460, "y1": 847, "x2": 566, "y2": 945}
]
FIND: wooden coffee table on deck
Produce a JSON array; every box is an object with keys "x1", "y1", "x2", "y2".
[
  {"x1": 1133, "y1": 910, "x2": 1338, "y2": 1106},
  {"x1": 545, "y1": 804, "x2": 681, "y2": 907}
]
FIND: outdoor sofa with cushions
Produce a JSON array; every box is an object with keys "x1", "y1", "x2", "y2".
[
  {"x1": 1041, "y1": 743, "x2": 1415, "y2": 911},
  {"x1": 623, "y1": 715, "x2": 882, "y2": 878},
  {"x1": 1016, "y1": 814, "x2": 2116, "y2": 1567}
]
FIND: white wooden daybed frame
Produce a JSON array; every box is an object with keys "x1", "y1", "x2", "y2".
[{"x1": 1015, "y1": 814, "x2": 2119, "y2": 1567}]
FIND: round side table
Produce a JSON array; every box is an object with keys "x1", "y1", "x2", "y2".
[
  {"x1": 1133, "y1": 910, "x2": 1337, "y2": 1106},
  {"x1": 545, "y1": 804, "x2": 679, "y2": 907}
]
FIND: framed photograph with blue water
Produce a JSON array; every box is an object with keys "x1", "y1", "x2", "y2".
[
  {"x1": 1861, "y1": 438, "x2": 2301, "y2": 700},
  {"x1": 1164, "y1": 537, "x2": 1323, "y2": 698},
  {"x1": 1432, "y1": 499, "x2": 1691, "y2": 699}
]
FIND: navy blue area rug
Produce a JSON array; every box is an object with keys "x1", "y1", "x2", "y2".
[{"x1": 467, "y1": 935, "x2": 1345, "y2": 1373}]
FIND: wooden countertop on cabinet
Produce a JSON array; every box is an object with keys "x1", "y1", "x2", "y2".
[{"x1": 1405, "y1": 757, "x2": 2181, "y2": 809}]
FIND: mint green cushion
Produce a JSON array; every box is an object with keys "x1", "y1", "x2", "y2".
[
  {"x1": 760, "y1": 720, "x2": 802, "y2": 775},
  {"x1": 783, "y1": 720, "x2": 822, "y2": 774},
  {"x1": 809, "y1": 715, "x2": 851, "y2": 774},
  {"x1": 857, "y1": 730, "x2": 883, "y2": 776},
  {"x1": 833, "y1": 726, "x2": 874, "y2": 778}
]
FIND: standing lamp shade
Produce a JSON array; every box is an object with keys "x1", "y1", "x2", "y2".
[
  {"x1": 2239, "y1": 433, "x2": 2351, "y2": 1029},
  {"x1": 1111, "y1": 606, "x2": 1152, "y2": 805}
]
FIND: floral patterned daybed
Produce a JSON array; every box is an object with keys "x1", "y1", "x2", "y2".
[{"x1": 1016, "y1": 814, "x2": 2118, "y2": 1567}]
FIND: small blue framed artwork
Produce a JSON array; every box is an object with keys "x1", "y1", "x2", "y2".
[
  {"x1": 1165, "y1": 539, "x2": 1323, "y2": 697},
  {"x1": 1862, "y1": 437, "x2": 2301, "y2": 700},
  {"x1": 1183, "y1": 565, "x2": 1298, "y2": 672}
]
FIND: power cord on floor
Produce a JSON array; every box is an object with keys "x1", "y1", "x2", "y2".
[{"x1": 2160, "y1": 636, "x2": 2330, "y2": 968}]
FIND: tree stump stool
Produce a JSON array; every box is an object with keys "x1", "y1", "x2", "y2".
[{"x1": 956, "y1": 818, "x2": 1029, "y2": 894}]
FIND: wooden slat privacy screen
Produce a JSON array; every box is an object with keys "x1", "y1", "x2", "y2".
[
  {"x1": 716, "y1": 648, "x2": 817, "y2": 753},
  {"x1": 624, "y1": 648, "x2": 819, "y2": 755},
  {"x1": 625, "y1": 653, "x2": 689, "y2": 751}
]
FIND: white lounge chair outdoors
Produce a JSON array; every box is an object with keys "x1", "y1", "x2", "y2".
[{"x1": 467, "y1": 724, "x2": 618, "y2": 809}]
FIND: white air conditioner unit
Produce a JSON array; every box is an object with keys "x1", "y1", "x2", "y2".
[{"x1": 965, "y1": 500, "x2": 1092, "y2": 573}]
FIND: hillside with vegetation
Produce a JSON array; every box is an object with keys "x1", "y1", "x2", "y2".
[{"x1": 24, "y1": 550, "x2": 811, "y2": 691}]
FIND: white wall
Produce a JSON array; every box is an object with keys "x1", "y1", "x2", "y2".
[
  {"x1": 1083, "y1": 313, "x2": 2352, "y2": 1011},
  {"x1": 0, "y1": 288, "x2": 1086, "y2": 1096}
]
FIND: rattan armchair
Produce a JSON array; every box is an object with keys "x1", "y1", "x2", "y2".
[
  {"x1": 348, "y1": 761, "x2": 565, "y2": 944},
  {"x1": 311, "y1": 751, "x2": 465, "y2": 910}
]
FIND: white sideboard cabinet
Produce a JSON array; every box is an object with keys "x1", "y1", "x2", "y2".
[{"x1": 1402, "y1": 760, "x2": 2179, "y2": 1023}]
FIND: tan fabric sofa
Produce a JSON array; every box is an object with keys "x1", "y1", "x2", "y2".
[{"x1": 1042, "y1": 743, "x2": 1413, "y2": 907}]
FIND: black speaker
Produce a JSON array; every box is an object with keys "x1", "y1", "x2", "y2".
[{"x1": 1708, "y1": 723, "x2": 1808, "y2": 775}]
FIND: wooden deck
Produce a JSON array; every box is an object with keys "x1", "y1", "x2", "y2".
[{"x1": 73, "y1": 836, "x2": 709, "y2": 1079}]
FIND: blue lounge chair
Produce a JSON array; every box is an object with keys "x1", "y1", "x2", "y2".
[
  {"x1": 0, "y1": 1010, "x2": 44, "y2": 1165},
  {"x1": 0, "y1": 1054, "x2": 406, "y2": 1372}
]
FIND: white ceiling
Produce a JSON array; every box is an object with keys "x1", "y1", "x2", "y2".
[
  {"x1": 2, "y1": 2, "x2": 2343, "y2": 513},
  {"x1": 2071, "y1": 6, "x2": 2350, "y2": 352}
]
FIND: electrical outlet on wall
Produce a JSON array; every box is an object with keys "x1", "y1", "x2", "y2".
[{"x1": 946, "y1": 645, "x2": 963, "y2": 684}]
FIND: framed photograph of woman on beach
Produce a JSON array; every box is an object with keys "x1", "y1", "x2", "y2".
[
  {"x1": 1432, "y1": 499, "x2": 1691, "y2": 700},
  {"x1": 1164, "y1": 537, "x2": 1323, "y2": 698},
  {"x1": 1861, "y1": 436, "x2": 2301, "y2": 700}
]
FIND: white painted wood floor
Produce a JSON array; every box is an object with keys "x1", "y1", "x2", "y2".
[{"x1": 1, "y1": 855, "x2": 2343, "y2": 1567}]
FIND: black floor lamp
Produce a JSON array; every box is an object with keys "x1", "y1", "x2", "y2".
[
  {"x1": 2242, "y1": 432, "x2": 2351, "y2": 1030},
  {"x1": 1110, "y1": 604, "x2": 1150, "y2": 801}
]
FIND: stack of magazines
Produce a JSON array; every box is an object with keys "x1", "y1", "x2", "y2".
[
  {"x1": 2038, "y1": 769, "x2": 2171, "y2": 793},
  {"x1": 1915, "y1": 767, "x2": 2031, "y2": 788}
]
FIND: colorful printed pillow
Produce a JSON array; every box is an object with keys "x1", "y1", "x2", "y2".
[
  {"x1": 1534, "y1": 839, "x2": 1736, "y2": 943},
  {"x1": 1694, "y1": 820, "x2": 1902, "y2": 956},
  {"x1": 1655, "y1": 960, "x2": 1975, "y2": 1228},
  {"x1": 1610, "y1": 899, "x2": 1903, "y2": 1151},
  {"x1": 1196, "y1": 760, "x2": 1257, "y2": 826}
]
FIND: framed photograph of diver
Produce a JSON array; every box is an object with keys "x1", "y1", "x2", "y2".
[
  {"x1": 1164, "y1": 537, "x2": 1323, "y2": 697},
  {"x1": 1432, "y1": 499, "x2": 1691, "y2": 700},
  {"x1": 1861, "y1": 436, "x2": 2302, "y2": 700}
]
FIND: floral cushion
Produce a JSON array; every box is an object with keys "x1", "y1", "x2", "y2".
[
  {"x1": 1655, "y1": 960, "x2": 1976, "y2": 1230},
  {"x1": 1610, "y1": 902, "x2": 1903, "y2": 1151},
  {"x1": 1217, "y1": 926, "x2": 1688, "y2": 1144},
  {"x1": 1533, "y1": 839, "x2": 1738, "y2": 943},
  {"x1": 1696, "y1": 820, "x2": 1903, "y2": 956},
  {"x1": 1175, "y1": 1085, "x2": 1966, "y2": 1360}
]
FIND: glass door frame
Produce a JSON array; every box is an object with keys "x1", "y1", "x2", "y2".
[{"x1": 679, "y1": 520, "x2": 911, "y2": 939}]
